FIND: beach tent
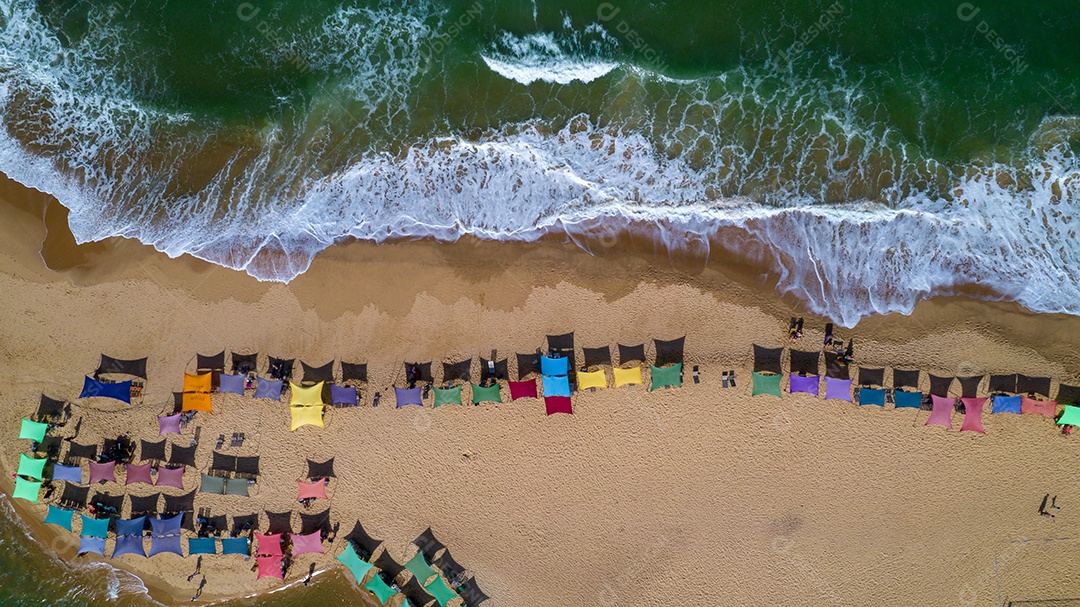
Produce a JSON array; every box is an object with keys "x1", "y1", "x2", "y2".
[
  {"x1": 78, "y1": 537, "x2": 107, "y2": 556},
  {"x1": 479, "y1": 356, "x2": 508, "y2": 383},
  {"x1": 342, "y1": 362, "x2": 368, "y2": 383},
  {"x1": 183, "y1": 373, "x2": 212, "y2": 393},
  {"x1": 301, "y1": 361, "x2": 335, "y2": 385},
  {"x1": 337, "y1": 543, "x2": 374, "y2": 583},
  {"x1": 13, "y1": 477, "x2": 41, "y2": 502},
  {"x1": 515, "y1": 353, "x2": 539, "y2": 380},
  {"x1": 182, "y1": 392, "x2": 212, "y2": 413},
  {"x1": 290, "y1": 382, "x2": 325, "y2": 406},
  {"x1": 219, "y1": 373, "x2": 246, "y2": 395},
  {"x1": 404, "y1": 362, "x2": 434, "y2": 384},
  {"x1": 300, "y1": 509, "x2": 332, "y2": 536},
  {"x1": 892, "y1": 369, "x2": 921, "y2": 390},
  {"x1": 222, "y1": 537, "x2": 250, "y2": 556},
  {"x1": 926, "y1": 395, "x2": 955, "y2": 428},
  {"x1": 544, "y1": 396, "x2": 573, "y2": 415},
  {"x1": 789, "y1": 350, "x2": 820, "y2": 377},
  {"x1": 158, "y1": 414, "x2": 181, "y2": 436},
  {"x1": 307, "y1": 458, "x2": 336, "y2": 479},
  {"x1": 395, "y1": 387, "x2": 424, "y2": 408},
  {"x1": 196, "y1": 351, "x2": 226, "y2": 372},
  {"x1": 413, "y1": 527, "x2": 446, "y2": 561},
  {"x1": 857, "y1": 367, "x2": 885, "y2": 387},
  {"x1": 225, "y1": 477, "x2": 248, "y2": 497},
  {"x1": 992, "y1": 395, "x2": 1022, "y2": 414},
  {"x1": 400, "y1": 579, "x2": 435, "y2": 607},
  {"x1": 960, "y1": 397, "x2": 987, "y2": 433},
  {"x1": 958, "y1": 375, "x2": 983, "y2": 398},
  {"x1": 1018, "y1": 374, "x2": 1052, "y2": 397},
  {"x1": 18, "y1": 454, "x2": 46, "y2": 480},
  {"x1": 330, "y1": 384, "x2": 359, "y2": 406},
  {"x1": 577, "y1": 370, "x2": 607, "y2": 391},
  {"x1": 156, "y1": 466, "x2": 184, "y2": 489},
  {"x1": 753, "y1": 345, "x2": 783, "y2": 375},
  {"x1": 929, "y1": 375, "x2": 954, "y2": 397},
  {"x1": 583, "y1": 346, "x2": 612, "y2": 369},
  {"x1": 297, "y1": 480, "x2": 327, "y2": 500},
  {"x1": 650, "y1": 364, "x2": 682, "y2": 391},
  {"x1": 789, "y1": 374, "x2": 819, "y2": 396},
  {"x1": 433, "y1": 385, "x2": 463, "y2": 407},
  {"x1": 894, "y1": 390, "x2": 923, "y2": 409},
  {"x1": 752, "y1": 372, "x2": 782, "y2": 397},
  {"x1": 546, "y1": 332, "x2": 575, "y2": 361},
  {"x1": 859, "y1": 388, "x2": 886, "y2": 407},
  {"x1": 374, "y1": 552, "x2": 404, "y2": 578},
  {"x1": 58, "y1": 483, "x2": 89, "y2": 510},
  {"x1": 20, "y1": 418, "x2": 48, "y2": 442},
  {"x1": 200, "y1": 474, "x2": 226, "y2": 495},
  {"x1": 255, "y1": 533, "x2": 283, "y2": 556},
  {"x1": 290, "y1": 531, "x2": 324, "y2": 555},
  {"x1": 162, "y1": 492, "x2": 195, "y2": 522},
  {"x1": 1058, "y1": 384, "x2": 1080, "y2": 405},
  {"x1": 36, "y1": 394, "x2": 67, "y2": 422},
  {"x1": 212, "y1": 452, "x2": 238, "y2": 475},
  {"x1": 236, "y1": 456, "x2": 260, "y2": 477},
  {"x1": 265, "y1": 511, "x2": 294, "y2": 535},
  {"x1": 52, "y1": 463, "x2": 83, "y2": 484},
  {"x1": 290, "y1": 405, "x2": 325, "y2": 431},
  {"x1": 113, "y1": 520, "x2": 147, "y2": 558},
  {"x1": 823, "y1": 353, "x2": 849, "y2": 380},
  {"x1": 231, "y1": 352, "x2": 259, "y2": 374},
  {"x1": 125, "y1": 463, "x2": 153, "y2": 485},
  {"x1": 509, "y1": 380, "x2": 538, "y2": 400},
  {"x1": 443, "y1": 359, "x2": 473, "y2": 383},
  {"x1": 345, "y1": 521, "x2": 383, "y2": 556},
  {"x1": 540, "y1": 356, "x2": 569, "y2": 376},
  {"x1": 129, "y1": 494, "x2": 160, "y2": 518},
  {"x1": 97, "y1": 355, "x2": 148, "y2": 379},
  {"x1": 433, "y1": 550, "x2": 462, "y2": 578},
  {"x1": 613, "y1": 366, "x2": 642, "y2": 388},
  {"x1": 150, "y1": 513, "x2": 182, "y2": 536},
  {"x1": 364, "y1": 574, "x2": 399, "y2": 605},
  {"x1": 654, "y1": 337, "x2": 685, "y2": 367},
  {"x1": 617, "y1": 343, "x2": 646, "y2": 366},
  {"x1": 188, "y1": 537, "x2": 217, "y2": 555},
  {"x1": 231, "y1": 513, "x2": 258, "y2": 536},
  {"x1": 425, "y1": 575, "x2": 460, "y2": 607},
  {"x1": 1021, "y1": 397, "x2": 1057, "y2": 417},
  {"x1": 458, "y1": 577, "x2": 491, "y2": 607},
  {"x1": 268, "y1": 356, "x2": 294, "y2": 380},
  {"x1": 257, "y1": 555, "x2": 284, "y2": 579},
  {"x1": 253, "y1": 379, "x2": 283, "y2": 400},
  {"x1": 81, "y1": 515, "x2": 110, "y2": 539},
  {"x1": 406, "y1": 551, "x2": 438, "y2": 584},
  {"x1": 472, "y1": 383, "x2": 502, "y2": 404},
  {"x1": 150, "y1": 535, "x2": 182, "y2": 557},
  {"x1": 1058, "y1": 405, "x2": 1080, "y2": 426},
  {"x1": 824, "y1": 377, "x2": 853, "y2": 402},
  {"x1": 542, "y1": 375, "x2": 571, "y2": 398},
  {"x1": 139, "y1": 440, "x2": 166, "y2": 463},
  {"x1": 88, "y1": 461, "x2": 116, "y2": 484},
  {"x1": 168, "y1": 444, "x2": 197, "y2": 468},
  {"x1": 115, "y1": 517, "x2": 147, "y2": 538},
  {"x1": 989, "y1": 374, "x2": 1018, "y2": 393},
  {"x1": 44, "y1": 505, "x2": 74, "y2": 531},
  {"x1": 79, "y1": 377, "x2": 131, "y2": 404}
]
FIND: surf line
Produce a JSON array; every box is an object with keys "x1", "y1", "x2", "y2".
[{"x1": 596, "y1": 3, "x2": 670, "y2": 74}]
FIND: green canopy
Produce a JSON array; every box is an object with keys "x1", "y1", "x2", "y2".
[
  {"x1": 336, "y1": 544, "x2": 375, "y2": 584},
  {"x1": 12, "y1": 477, "x2": 41, "y2": 503},
  {"x1": 363, "y1": 573, "x2": 398, "y2": 605},
  {"x1": 18, "y1": 454, "x2": 47, "y2": 480},
  {"x1": 424, "y1": 575, "x2": 460, "y2": 607},
  {"x1": 80, "y1": 515, "x2": 110, "y2": 538},
  {"x1": 433, "y1": 385, "x2": 463, "y2": 407},
  {"x1": 200, "y1": 474, "x2": 226, "y2": 494},
  {"x1": 649, "y1": 363, "x2": 682, "y2": 391},
  {"x1": 752, "y1": 372, "x2": 783, "y2": 397},
  {"x1": 471, "y1": 383, "x2": 502, "y2": 404},
  {"x1": 405, "y1": 551, "x2": 438, "y2": 584},
  {"x1": 1058, "y1": 405, "x2": 1080, "y2": 426},
  {"x1": 19, "y1": 418, "x2": 48, "y2": 442}
]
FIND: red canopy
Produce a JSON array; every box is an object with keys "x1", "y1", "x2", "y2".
[
  {"x1": 960, "y1": 397, "x2": 987, "y2": 433},
  {"x1": 509, "y1": 380, "x2": 538, "y2": 400},
  {"x1": 290, "y1": 531, "x2": 324, "y2": 555},
  {"x1": 297, "y1": 480, "x2": 327, "y2": 500},
  {"x1": 1021, "y1": 396, "x2": 1057, "y2": 417},
  {"x1": 256, "y1": 555, "x2": 284, "y2": 579},
  {"x1": 255, "y1": 532, "x2": 283, "y2": 556},
  {"x1": 544, "y1": 396, "x2": 573, "y2": 415}
]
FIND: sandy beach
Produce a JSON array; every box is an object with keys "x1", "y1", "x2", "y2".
[{"x1": 2, "y1": 172, "x2": 1080, "y2": 607}]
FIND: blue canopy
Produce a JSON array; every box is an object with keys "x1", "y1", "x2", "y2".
[
  {"x1": 151, "y1": 513, "x2": 183, "y2": 537},
  {"x1": 51, "y1": 464, "x2": 83, "y2": 484},
  {"x1": 859, "y1": 388, "x2": 886, "y2": 407},
  {"x1": 112, "y1": 534, "x2": 146, "y2": 558},
  {"x1": 894, "y1": 390, "x2": 923, "y2": 409},
  {"x1": 79, "y1": 377, "x2": 131, "y2": 404},
  {"x1": 331, "y1": 384, "x2": 359, "y2": 406},
  {"x1": 222, "y1": 536, "x2": 250, "y2": 556},
  {"x1": 44, "y1": 505, "x2": 74, "y2": 531},
  {"x1": 218, "y1": 373, "x2": 246, "y2": 395},
  {"x1": 395, "y1": 387, "x2": 423, "y2": 408},
  {"x1": 542, "y1": 375, "x2": 571, "y2": 398},
  {"x1": 540, "y1": 356, "x2": 569, "y2": 376},
  {"x1": 992, "y1": 395, "x2": 1022, "y2": 414},
  {"x1": 149, "y1": 534, "x2": 182, "y2": 557},
  {"x1": 188, "y1": 537, "x2": 217, "y2": 555},
  {"x1": 115, "y1": 517, "x2": 146, "y2": 537},
  {"x1": 253, "y1": 378, "x2": 283, "y2": 400},
  {"x1": 80, "y1": 515, "x2": 110, "y2": 539},
  {"x1": 79, "y1": 537, "x2": 106, "y2": 556}
]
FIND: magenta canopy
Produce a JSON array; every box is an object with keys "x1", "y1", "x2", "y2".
[
  {"x1": 290, "y1": 531, "x2": 324, "y2": 555},
  {"x1": 88, "y1": 461, "x2": 116, "y2": 484},
  {"x1": 926, "y1": 395, "x2": 955, "y2": 429},
  {"x1": 297, "y1": 480, "x2": 327, "y2": 500},
  {"x1": 544, "y1": 396, "x2": 572, "y2": 415},
  {"x1": 509, "y1": 380, "x2": 538, "y2": 400},
  {"x1": 257, "y1": 555, "x2": 284, "y2": 579},
  {"x1": 155, "y1": 466, "x2": 185, "y2": 489},
  {"x1": 125, "y1": 463, "x2": 153, "y2": 485},
  {"x1": 960, "y1": 397, "x2": 987, "y2": 433},
  {"x1": 823, "y1": 377, "x2": 852, "y2": 402},
  {"x1": 255, "y1": 533, "x2": 283, "y2": 556},
  {"x1": 158, "y1": 414, "x2": 181, "y2": 435},
  {"x1": 789, "y1": 374, "x2": 819, "y2": 396}
]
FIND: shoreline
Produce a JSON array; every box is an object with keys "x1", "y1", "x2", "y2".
[{"x1": 2, "y1": 172, "x2": 1080, "y2": 606}]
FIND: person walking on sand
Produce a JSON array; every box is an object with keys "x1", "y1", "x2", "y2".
[{"x1": 187, "y1": 556, "x2": 202, "y2": 581}]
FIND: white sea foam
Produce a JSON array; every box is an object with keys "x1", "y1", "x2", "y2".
[{"x1": 481, "y1": 22, "x2": 620, "y2": 85}]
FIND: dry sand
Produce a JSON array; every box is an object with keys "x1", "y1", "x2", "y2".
[{"x1": 2, "y1": 173, "x2": 1080, "y2": 607}]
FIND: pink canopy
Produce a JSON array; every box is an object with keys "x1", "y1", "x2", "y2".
[
  {"x1": 960, "y1": 397, "x2": 987, "y2": 433},
  {"x1": 255, "y1": 533, "x2": 283, "y2": 556},
  {"x1": 88, "y1": 461, "x2": 116, "y2": 484},
  {"x1": 1021, "y1": 396, "x2": 1057, "y2": 417},
  {"x1": 290, "y1": 531, "x2": 324, "y2": 555},
  {"x1": 256, "y1": 555, "x2": 284, "y2": 579},
  {"x1": 125, "y1": 463, "x2": 154, "y2": 485},
  {"x1": 297, "y1": 480, "x2": 327, "y2": 500},
  {"x1": 155, "y1": 466, "x2": 185, "y2": 489},
  {"x1": 509, "y1": 380, "x2": 538, "y2": 400},
  {"x1": 158, "y1": 414, "x2": 181, "y2": 435},
  {"x1": 926, "y1": 395, "x2": 955, "y2": 429}
]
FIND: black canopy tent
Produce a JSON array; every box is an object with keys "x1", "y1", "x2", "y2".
[
  {"x1": 139, "y1": 440, "x2": 166, "y2": 462},
  {"x1": 36, "y1": 394, "x2": 66, "y2": 422},
  {"x1": 442, "y1": 359, "x2": 473, "y2": 384},
  {"x1": 373, "y1": 550, "x2": 404, "y2": 579},
  {"x1": 66, "y1": 442, "x2": 98, "y2": 463},
  {"x1": 129, "y1": 493, "x2": 160, "y2": 518},
  {"x1": 90, "y1": 492, "x2": 124, "y2": 518},
  {"x1": 404, "y1": 361, "x2": 434, "y2": 384},
  {"x1": 958, "y1": 376, "x2": 983, "y2": 398},
  {"x1": 929, "y1": 375, "x2": 954, "y2": 397},
  {"x1": 38, "y1": 435, "x2": 62, "y2": 460},
  {"x1": 168, "y1": 444, "x2": 197, "y2": 468},
  {"x1": 989, "y1": 374, "x2": 1018, "y2": 393},
  {"x1": 892, "y1": 369, "x2": 921, "y2": 390},
  {"x1": 823, "y1": 352, "x2": 849, "y2": 380},
  {"x1": 199, "y1": 514, "x2": 228, "y2": 537},
  {"x1": 301, "y1": 361, "x2": 335, "y2": 385},
  {"x1": 212, "y1": 452, "x2": 239, "y2": 475},
  {"x1": 434, "y1": 549, "x2": 465, "y2": 580},
  {"x1": 306, "y1": 458, "x2": 336, "y2": 479},
  {"x1": 753, "y1": 345, "x2": 783, "y2": 375},
  {"x1": 163, "y1": 491, "x2": 195, "y2": 515},
  {"x1": 231, "y1": 513, "x2": 258, "y2": 535},
  {"x1": 546, "y1": 333, "x2": 576, "y2": 381},
  {"x1": 458, "y1": 577, "x2": 491, "y2": 606},
  {"x1": 479, "y1": 357, "x2": 508, "y2": 382},
  {"x1": 235, "y1": 456, "x2": 260, "y2": 478},
  {"x1": 1017, "y1": 374, "x2": 1051, "y2": 397},
  {"x1": 96, "y1": 354, "x2": 148, "y2": 379},
  {"x1": 231, "y1": 352, "x2": 259, "y2": 374},
  {"x1": 1058, "y1": 383, "x2": 1080, "y2": 405},
  {"x1": 857, "y1": 367, "x2": 884, "y2": 387},
  {"x1": 299, "y1": 509, "x2": 332, "y2": 536},
  {"x1": 414, "y1": 526, "x2": 446, "y2": 562},
  {"x1": 515, "y1": 353, "x2": 539, "y2": 380},
  {"x1": 789, "y1": 350, "x2": 820, "y2": 377},
  {"x1": 196, "y1": 351, "x2": 226, "y2": 372},
  {"x1": 399, "y1": 578, "x2": 434, "y2": 607},
  {"x1": 268, "y1": 357, "x2": 294, "y2": 381},
  {"x1": 653, "y1": 337, "x2": 685, "y2": 368},
  {"x1": 341, "y1": 362, "x2": 368, "y2": 383},
  {"x1": 582, "y1": 346, "x2": 612, "y2": 369},
  {"x1": 344, "y1": 520, "x2": 383, "y2": 556},
  {"x1": 617, "y1": 343, "x2": 646, "y2": 366},
  {"x1": 265, "y1": 511, "x2": 294, "y2": 535}
]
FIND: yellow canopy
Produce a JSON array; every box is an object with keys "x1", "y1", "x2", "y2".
[
  {"x1": 290, "y1": 405, "x2": 325, "y2": 431},
  {"x1": 183, "y1": 372, "x2": 212, "y2": 393},
  {"x1": 290, "y1": 382, "x2": 325, "y2": 406},
  {"x1": 577, "y1": 369, "x2": 607, "y2": 390},
  {"x1": 182, "y1": 392, "x2": 212, "y2": 413},
  {"x1": 613, "y1": 366, "x2": 642, "y2": 387}
]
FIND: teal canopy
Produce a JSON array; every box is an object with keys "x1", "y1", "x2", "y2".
[
  {"x1": 336, "y1": 544, "x2": 374, "y2": 584},
  {"x1": 19, "y1": 418, "x2": 48, "y2": 442},
  {"x1": 364, "y1": 573, "x2": 398, "y2": 605},
  {"x1": 650, "y1": 363, "x2": 682, "y2": 391},
  {"x1": 752, "y1": 372, "x2": 783, "y2": 397},
  {"x1": 1058, "y1": 405, "x2": 1080, "y2": 426},
  {"x1": 18, "y1": 454, "x2": 47, "y2": 480},
  {"x1": 433, "y1": 385, "x2": 462, "y2": 407},
  {"x1": 471, "y1": 383, "x2": 502, "y2": 404},
  {"x1": 424, "y1": 575, "x2": 460, "y2": 607},
  {"x1": 44, "y1": 505, "x2": 74, "y2": 531},
  {"x1": 405, "y1": 551, "x2": 438, "y2": 584},
  {"x1": 13, "y1": 477, "x2": 41, "y2": 503},
  {"x1": 80, "y1": 515, "x2": 110, "y2": 539}
]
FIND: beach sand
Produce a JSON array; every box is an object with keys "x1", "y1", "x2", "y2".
[{"x1": 2, "y1": 172, "x2": 1080, "y2": 607}]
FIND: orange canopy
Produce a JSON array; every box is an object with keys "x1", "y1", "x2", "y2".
[
  {"x1": 182, "y1": 392, "x2": 212, "y2": 413},
  {"x1": 183, "y1": 372, "x2": 212, "y2": 393}
]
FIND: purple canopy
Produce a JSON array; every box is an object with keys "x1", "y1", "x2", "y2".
[
  {"x1": 52, "y1": 464, "x2": 83, "y2": 484},
  {"x1": 156, "y1": 467, "x2": 185, "y2": 489},
  {"x1": 331, "y1": 384, "x2": 359, "y2": 406},
  {"x1": 789, "y1": 374, "x2": 819, "y2": 396},
  {"x1": 112, "y1": 534, "x2": 146, "y2": 558},
  {"x1": 79, "y1": 377, "x2": 131, "y2": 404},
  {"x1": 125, "y1": 463, "x2": 153, "y2": 485},
  {"x1": 824, "y1": 377, "x2": 853, "y2": 402},
  {"x1": 78, "y1": 537, "x2": 106, "y2": 556},
  {"x1": 149, "y1": 534, "x2": 182, "y2": 557},
  {"x1": 395, "y1": 387, "x2": 423, "y2": 408},
  {"x1": 218, "y1": 373, "x2": 246, "y2": 395},
  {"x1": 158, "y1": 414, "x2": 181, "y2": 435},
  {"x1": 88, "y1": 461, "x2": 116, "y2": 484},
  {"x1": 253, "y1": 379, "x2": 283, "y2": 400}
]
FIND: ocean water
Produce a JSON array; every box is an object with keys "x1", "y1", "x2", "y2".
[{"x1": 0, "y1": 0, "x2": 1078, "y2": 325}]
